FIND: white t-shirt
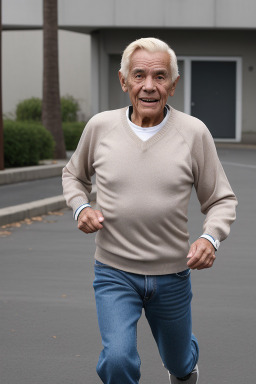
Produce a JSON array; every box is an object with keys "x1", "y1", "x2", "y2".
[{"x1": 126, "y1": 105, "x2": 170, "y2": 141}]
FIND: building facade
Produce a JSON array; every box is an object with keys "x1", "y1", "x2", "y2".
[{"x1": 3, "y1": 0, "x2": 256, "y2": 142}]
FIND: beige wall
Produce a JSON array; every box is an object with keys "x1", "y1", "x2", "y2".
[{"x1": 2, "y1": 30, "x2": 91, "y2": 121}]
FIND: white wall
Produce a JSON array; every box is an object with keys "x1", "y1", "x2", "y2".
[
  {"x1": 3, "y1": 0, "x2": 256, "y2": 30},
  {"x1": 59, "y1": 30, "x2": 91, "y2": 121},
  {"x1": 2, "y1": 30, "x2": 91, "y2": 121},
  {"x1": 3, "y1": 0, "x2": 42, "y2": 27},
  {"x1": 59, "y1": 0, "x2": 256, "y2": 29}
]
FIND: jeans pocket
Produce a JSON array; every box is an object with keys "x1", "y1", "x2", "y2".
[{"x1": 175, "y1": 268, "x2": 191, "y2": 279}]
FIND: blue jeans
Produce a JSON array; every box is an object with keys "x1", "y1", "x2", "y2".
[{"x1": 93, "y1": 260, "x2": 199, "y2": 384}]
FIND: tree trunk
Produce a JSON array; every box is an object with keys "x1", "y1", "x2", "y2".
[
  {"x1": 42, "y1": 0, "x2": 66, "y2": 159},
  {"x1": 0, "y1": 0, "x2": 4, "y2": 170}
]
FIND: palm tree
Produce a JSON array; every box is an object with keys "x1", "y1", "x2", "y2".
[
  {"x1": 42, "y1": 0, "x2": 66, "y2": 159},
  {"x1": 0, "y1": 0, "x2": 4, "y2": 170}
]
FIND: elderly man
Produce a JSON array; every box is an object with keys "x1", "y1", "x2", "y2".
[{"x1": 62, "y1": 37, "x2": 237, "y2": 384}]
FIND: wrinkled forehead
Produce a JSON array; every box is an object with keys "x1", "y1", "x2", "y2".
[{"x1": 129, "y1": 48, "x2": 172, "y2": 74}]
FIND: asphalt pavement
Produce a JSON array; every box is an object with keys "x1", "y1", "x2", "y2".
[
  {"x1": 1, "y1": 146, "x2": 256, "y2": 383},
  {"x1": 0, "y1": 176, "x2": 63, "y2": 209}
]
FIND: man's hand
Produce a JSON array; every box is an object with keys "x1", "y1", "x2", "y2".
[
  {"x1": 187, "y1": 238, "x2": 216, "y2": 270},
  {"x1": 78, "y1": 207, "x2": 104, "y2": 234}
]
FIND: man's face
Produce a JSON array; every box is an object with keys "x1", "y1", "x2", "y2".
[{"x1": 119, "y1": 49, "x2": 179, "y2": 127}]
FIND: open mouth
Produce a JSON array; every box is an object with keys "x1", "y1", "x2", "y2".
[{"x1": 140, "y1": 98, "x2": 159, "y2": 103}]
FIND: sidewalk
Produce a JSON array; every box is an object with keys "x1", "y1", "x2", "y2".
[
  {"x1": 0, "y1": 159, "x2": 96, "y2": 226},
  {"x1": 0, "y1": 161, "x2": 66, "y2": 186}
]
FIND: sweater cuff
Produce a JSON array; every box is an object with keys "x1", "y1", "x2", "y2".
[
  {"x1": 199, "y1": 233, "x2": 220, "y2": 251},
  {"x1": 74, "y1": 204, "x2": 92, "y2": 220}
]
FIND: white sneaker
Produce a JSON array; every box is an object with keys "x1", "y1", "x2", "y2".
[{"x1": 169, "y1": 364, "x2": 199, "y2": 384}]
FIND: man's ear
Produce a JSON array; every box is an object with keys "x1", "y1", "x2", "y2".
[
  {"x1": 169, "y1": 75, "x2": 180, "y2": 97},
  {"x1": 119, "y1": 71, "x2": 128, "y2": 93}
]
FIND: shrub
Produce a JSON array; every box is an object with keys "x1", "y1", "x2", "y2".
[
  {"x1": 16, "y1": 98, "x2": 42, "y2": 121},
  {"x1": 16, "y1": 95, "x2": 80, "y2": 122},
  {"x1": 62, "y1": 122, "x2": 85, "y2": 150},
  {"x1": 61, "y1": 95, "x2": 79, "y2": 122},
  {"x1": 3, "y1": 120, "x2": 55, "y2": 167},
  {"x1": 36, "y1": 125, "x2": 56, "y2": 160}
]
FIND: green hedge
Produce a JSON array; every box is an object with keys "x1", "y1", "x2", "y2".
[
  {"x1": 16, "y1": 96, "x2": 79, "y2": 122},
  {"x1": 3, "y1": 120, "x2": 55, "y2": 167},
  {"x1": 62, "y1": 122, "x2": 85, "y2": 150},
  {"x1": 60, "y1": 96, "x2": 79, "y2": 122},
  {"x1": 16, "y1": 97, "x2": 42, "y2": 122}
]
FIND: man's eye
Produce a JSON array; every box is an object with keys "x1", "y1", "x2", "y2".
[
  {"x1": 135, "y1": 74, "x2": 142, "y2": 78},
  {"x1": 157, "y1": 75, "x2": 164, "y2": 80}
]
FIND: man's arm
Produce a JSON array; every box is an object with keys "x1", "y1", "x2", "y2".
[
  {"x1": 62, "y1": 118, "x2": 104, "y2": 232},
  {"x1": 187, "y1": 126, "x2": 237, "y2": 270}
]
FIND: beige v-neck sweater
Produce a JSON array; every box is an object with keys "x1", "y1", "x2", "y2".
[{"x1": 62, "y1": 106, "x2": 237, "y2": 275}]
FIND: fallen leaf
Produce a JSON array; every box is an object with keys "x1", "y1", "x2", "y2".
[
  {"x1": 48, "y1": 211, "x2": 64, "y2": 216},
  {"x1": 12, "y1": 222, "x2": 21, "y2": 228},
  {"x1": 0, "y1": 231, "x2": 11, "y2": 237},
  {"x1": 52, "y1": 336, "x2": 57, "y2": 339},
  {"x1": 44, "y1": 219, "x2": 57, "y2": 223},
  {"x1": 32, "y1": 217, "x2": 43, "y2": 222},
  {"x1": 1, "y1": 222, "x2": 20, "y2": 228},
  {"x1": 23, "y1": 218, "x2": 32, "y2": 225}
]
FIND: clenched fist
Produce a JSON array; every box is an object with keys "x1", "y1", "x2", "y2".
[
  {"x1": 187, "y1": 238, "x2": 216, "y2": 270},
  {"x1": 78, "y1": 207, "x2": 104, "y2": 234}
]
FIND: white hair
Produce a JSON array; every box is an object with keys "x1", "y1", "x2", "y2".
[{"x1": 120, "y1": 37, "x2": 179, "y2": 83}]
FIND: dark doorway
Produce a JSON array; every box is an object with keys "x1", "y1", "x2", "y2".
[{"x1": 191, "y1": 61, "x2": 236, "y2": 139}]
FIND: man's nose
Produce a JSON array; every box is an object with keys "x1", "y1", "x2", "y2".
[{"x1": 143, "y1": 76, "x2": 155, "y2": 92}]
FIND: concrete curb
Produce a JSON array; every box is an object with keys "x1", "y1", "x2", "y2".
[
  {"x1": 0, "y1": 196, "x2": 67, "y2": 226},
  {"x1": 0, "y1": 186, "x2": 97, "y2": 226},
  {"x1": 216, "y1": 142, "x2": 256, "y2": 149},
  {"x1": 0, "y1": 162, "x2": 66, "y2": 185}
]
